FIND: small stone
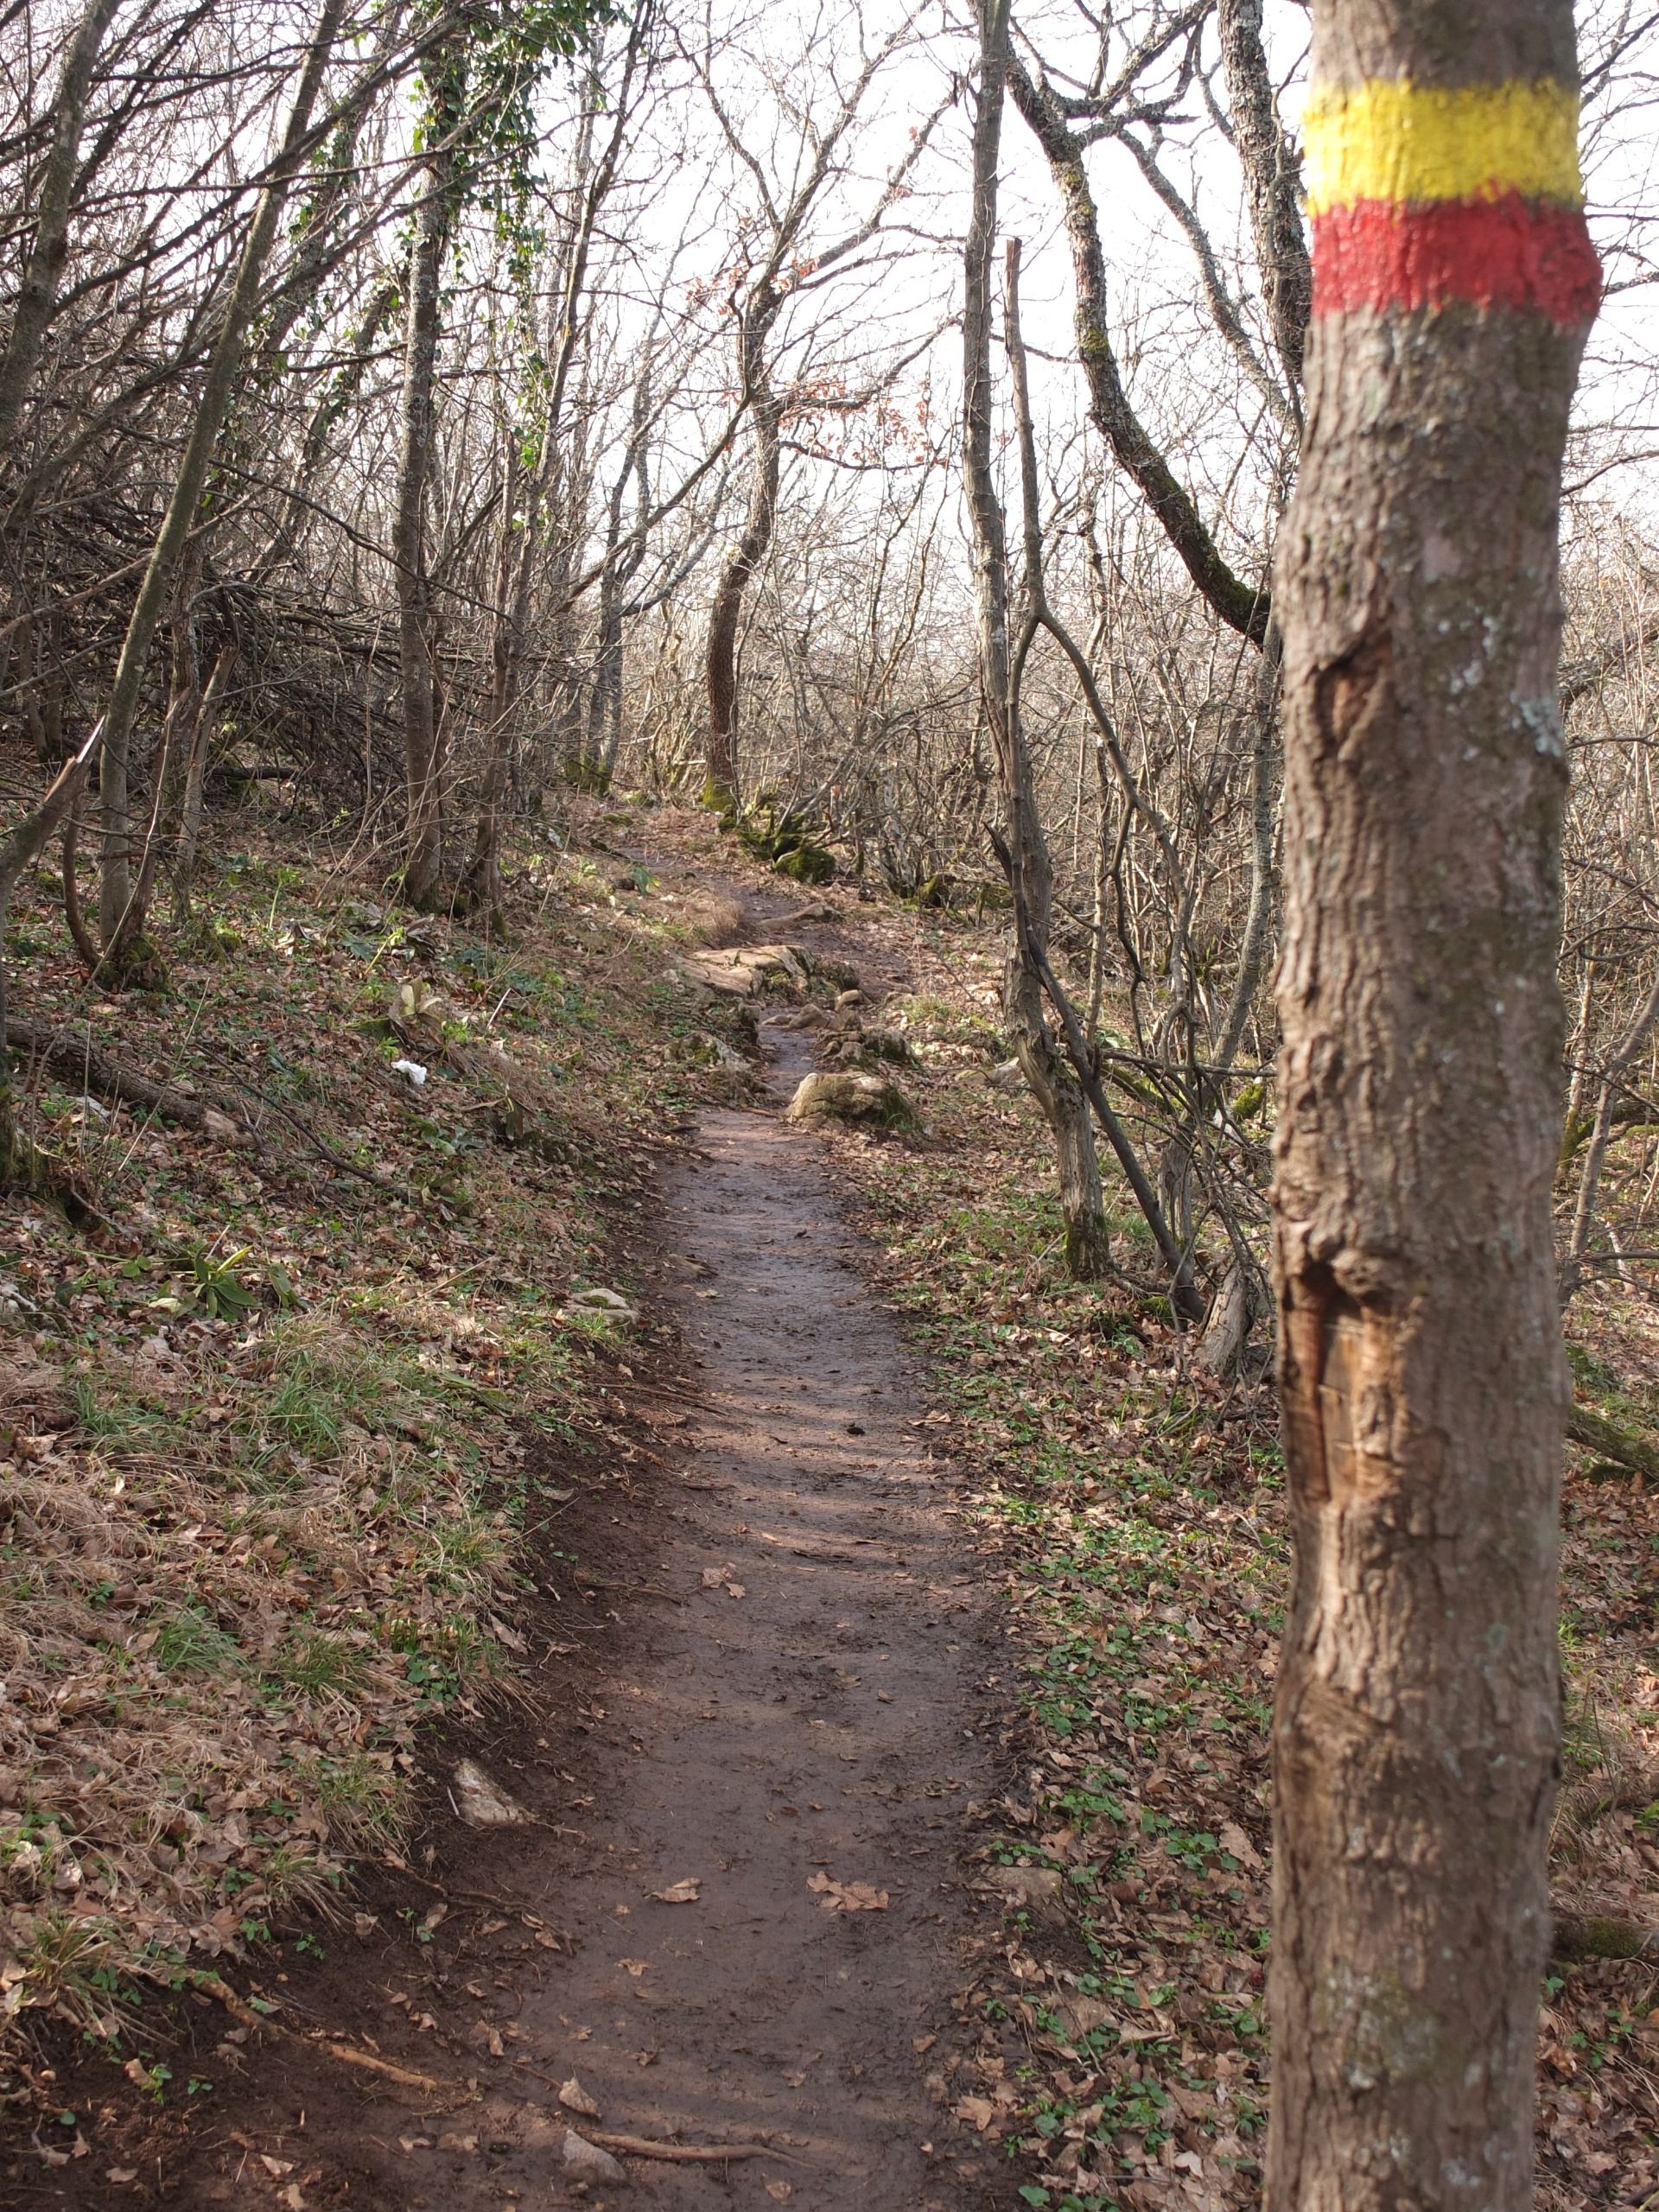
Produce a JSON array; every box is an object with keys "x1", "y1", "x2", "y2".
[
  {"x1": 563, "y1": 2131, "x2": 626, "y2": 2183},
  {"x1": 980, "y1": 1864, "x2": 1065, "y2": 1921},
  {"x1": 452, "y1": 1758, "x2": 526, "y2": 1829},
  {"x1": 565, "y1": 1287, "x2": 638, "y2": 1325}
]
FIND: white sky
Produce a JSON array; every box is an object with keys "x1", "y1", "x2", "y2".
[{"x1": 535, "y1": 0, "x2": 1659, "y2": 607}]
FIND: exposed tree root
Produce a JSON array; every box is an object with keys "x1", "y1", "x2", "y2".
[
  {"x1": 588, "y1": 2132, "x2": 793, "y2": 2164},
  {"x1": 194, "y1": 1973, "x2": 462, "y2": 2101}
]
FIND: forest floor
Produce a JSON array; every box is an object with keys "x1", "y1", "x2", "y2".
[{"x1": 0, "y1": 795, "x2": 1655, "y2": 2211}]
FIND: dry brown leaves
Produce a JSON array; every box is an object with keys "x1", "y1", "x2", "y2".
[{"x1": 825, "y1": 911, "x2": 1656, "y2": 2211}]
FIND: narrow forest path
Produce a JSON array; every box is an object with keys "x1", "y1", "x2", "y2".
[
  {"x1": 484, "y1": 1015, "x2": 996, "y2": 2209},
  {"x1": 41, "y1": 884, "x2": 1006, "y2": 2212}
]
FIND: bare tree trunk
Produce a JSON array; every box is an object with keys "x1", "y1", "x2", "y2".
[
  {"x1": 1007, "y1": 54, "x2": 1269, "y2": 645},
  {"x1": 1561, "y1": 967, "x2": 1659, "y2": 1300},
  {"x1": 172, "y1": 643, "x2": 237, "y2": 920},
  {"x1": 960, "y1": 15, "x2": 1113, "y2": 1281},
  {"x1": 251, "y1": 276, "x2": 399, "y2": 580},
  {"x1": 584, "y1": 390, "x2": 650, "y2": 789},
  {"x1": 704, "y1": 373, "x2": 780, "y2": 810},
  {"x1": 460, "y1": 429, "x2": 522, "y2": 930},
  {"x1": 1214, "y1": 0, "x2": 1310, "y2": 401},
  {"x1": 466, "y1": 27, "x2": 645, "y2": 914},
  {"x1": 0, "y1": 0, "x2": 122, "y2": 457},
  {"x1": 1268, "y1": 5, "x2": 1599, "y2": 2202},
  {"x1": 1213, "y1": 624, "x2": 1281, "y2": 1073},
  {"x1": 94, "y1": 0, "x2": 348, "y2": 963},
  {"x1": 1001, "y1": 244, "x2": 1113, "y2": 1280},
  {"x1": 394, "y1": 70, "x2": 455, "y2": 911}
]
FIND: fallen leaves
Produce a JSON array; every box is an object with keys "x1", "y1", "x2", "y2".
[
  {"x1": 979, "y1": 1863, "x2": 1065, "y2": 1920},
  {"x1": 558, "y1": 2076, "x2": 601, "y2": 2117},
  {"x1": 1219, "y1": 1818, "x2": 1262, "y2": 1871},
  {"x1": 806, "y1": 1872, "x2": 889, "y2": 1911},
  {"x1": 649, "y1": 1877, "x2": 702, "y2": 1904}
]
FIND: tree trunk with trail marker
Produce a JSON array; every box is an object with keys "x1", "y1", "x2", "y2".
[{"x1": 1268, "y1": 6, "x2": 1599, "y2": 2207}]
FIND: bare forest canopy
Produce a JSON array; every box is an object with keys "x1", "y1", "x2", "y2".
[
  {"x1": 2, "y1": 0, "x2": 1658, "y2": 1321},
  {"x1": 1, "y1": 5, "x2": 1659, "y2": 2205}
]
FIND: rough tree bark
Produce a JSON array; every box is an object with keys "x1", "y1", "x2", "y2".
[{"x1": 1268, "y1": 4, "x2": 1600, "y2": 2203}]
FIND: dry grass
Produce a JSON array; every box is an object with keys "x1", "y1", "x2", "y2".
[
  {"x1": 0, "y1": 800, "x2": 753, "y2": 2052},
  {"x1": 0, "y1": 1306, "x2": 521, "y2": 2035}
]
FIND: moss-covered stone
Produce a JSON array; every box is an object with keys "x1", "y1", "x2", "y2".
[
  {"x1": 776, "y1": 841, "x2": 834, "y2": 884},
  {"x1": 727, "y1": 797, "x2": 836, "y2": 885},
  {"x1": 785, "y1": 1070, "x2": 919, "y2": 1134}
]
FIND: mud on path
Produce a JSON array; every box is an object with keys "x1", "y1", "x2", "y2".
[{"x1": 11, "y1": 903, "x2": 1003, "y2": 2212}]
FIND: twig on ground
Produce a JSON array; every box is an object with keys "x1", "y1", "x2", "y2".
[{"x1": 186, "y1": 1033, "x2": 392, "y2": 1190}]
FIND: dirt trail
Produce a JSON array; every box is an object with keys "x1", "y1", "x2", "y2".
[
  {"x1": 22, "y1": 898, "x2": 1002, "y2": 2211},
  {"x1": 480, "y1": 1016, "x2": 995, "y2": 2208}
]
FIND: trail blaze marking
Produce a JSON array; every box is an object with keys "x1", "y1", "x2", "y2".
[{"x1": 1303, "y1": 77, "x2": 1600, "y2": 325}]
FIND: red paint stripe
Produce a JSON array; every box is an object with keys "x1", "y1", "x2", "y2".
[{"x1": 1312, "y1": 194, "x2": 1600, "y2": 326}]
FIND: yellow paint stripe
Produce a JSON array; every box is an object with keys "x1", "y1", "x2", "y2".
[{"x1": 1302, "y1": 78, "x2": 1583, "y2": 214}]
